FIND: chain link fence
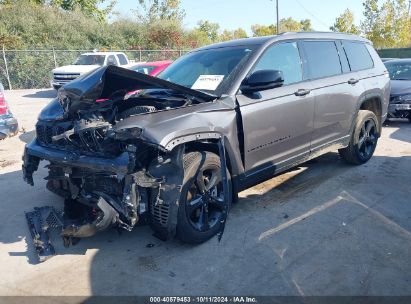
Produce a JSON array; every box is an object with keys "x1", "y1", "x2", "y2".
[{"x1": 0, "y1": 48, "x2": 188, "y2": 90}]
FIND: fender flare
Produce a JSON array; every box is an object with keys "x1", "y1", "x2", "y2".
[{"x1": 350, "y1": 92, "x2": 384, "y2": 138}]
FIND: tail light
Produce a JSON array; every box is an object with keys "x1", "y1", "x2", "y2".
[{"x1": 0, "y1": 91, "x2": 8, "y2": 115}]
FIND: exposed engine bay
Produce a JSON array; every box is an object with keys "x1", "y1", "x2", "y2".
[{"x1": 22, "y1": 66, "x2": 232, "y2": 262}]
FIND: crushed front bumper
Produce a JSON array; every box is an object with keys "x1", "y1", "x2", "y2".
[
  {"x1": 388, "y1": 103, "x2": 411, "y2": 118},
  {"x1": 23, "y1": 138, "x2": 186, "y2": 244},
  {"x1": 23, "y1": 139, "x2": 131, "y2": 185}
]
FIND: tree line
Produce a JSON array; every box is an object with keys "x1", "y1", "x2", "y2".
[
  {"x1": 0, "y1": 0, "x2": 410, "y2": 51},
  {"x1": 331, "y1": 0, "x2": 411, "y2": 49}
]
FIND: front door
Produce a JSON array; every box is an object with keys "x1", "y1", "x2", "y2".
[{"x1": 237, "y1": 41, "x2": 315, "y2": 175}]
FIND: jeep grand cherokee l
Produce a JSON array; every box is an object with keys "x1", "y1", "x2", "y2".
[{"x1": 23, "y1": 32, "x2": 389, "y2": 247}]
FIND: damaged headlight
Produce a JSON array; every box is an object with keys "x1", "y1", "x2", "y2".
[{"x1": 38, "y1": 98, "x2": 65, "y2": 121}]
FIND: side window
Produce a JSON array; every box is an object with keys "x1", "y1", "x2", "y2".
[
  {"x1": 117, "y1": 54, "x2": 128, "y2": 65},
  {"x1": 342, "y1": 41, "x2": 374, "y2": 71},
  {"x1": 252, "y1": 42, "x2": 302, "y2": 85},
  {"x1": 107, "y1": 55, "x2": 118, "y2": 66},
  {"x1": 302, "y1": 41, "x2": 342, "y2": 79}
]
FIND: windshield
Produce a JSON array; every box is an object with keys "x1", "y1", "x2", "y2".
[
  {"x1": 74, "y1": 55, "x2": 105, "y2": 66},
  {"x1": 159, "y1": 46, "x2": 255, "y2": 94},
  {"x1": 132, "y1": 65, "x2": 157, "y2": 75},
  {"x1": 385, "y1": 61, "x2": 411, "y2": 80}
]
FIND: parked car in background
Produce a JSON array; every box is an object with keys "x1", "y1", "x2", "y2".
[
  {"x1": 51, "y1": 52, "x2": 132, "y2": 90},
  {"x1": 129, "y1": 60, "x2": 173, "y2": 76},
  {"x1": 381, "y1": 58, "x2": 398, "y2": 62},
  {"x1": 23, "y1": 32, "x2": 388, "y2": 249},
  {"x1": 126, "y1": 60, "x2": 173, "y2": 98},
  {"x1": 384, "y1": 59, "x2": 411, "y2": 122},
  {"x1": 0, "y1": 83, "x2": 18, "y2": 140}
]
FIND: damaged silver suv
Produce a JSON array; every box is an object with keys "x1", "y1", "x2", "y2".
[{"x1": 23, "y1": 32, "x2": 389, "y2": 249}]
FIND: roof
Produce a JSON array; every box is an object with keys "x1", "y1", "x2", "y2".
[
  {"x1": 195, "y1": 32, "x2": 371, "y2": 51},
  {"x1": 81, "y1": 52, "x2": 126, "y2": 56}
]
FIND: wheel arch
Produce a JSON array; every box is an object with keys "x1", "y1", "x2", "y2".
[
  {"x1": 359, "y1": 94, "x2": 383, "y2": 135},
  {"x1": 351, "y1": 92, "x2": 384, "y2": 137},
  {"x1": 170, "y1": 135, "x2": 241, "y2": 203}
]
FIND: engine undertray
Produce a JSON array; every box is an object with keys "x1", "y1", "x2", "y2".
[{"x1": 25, "y1": 206, "x2": 69, "y2": 263}]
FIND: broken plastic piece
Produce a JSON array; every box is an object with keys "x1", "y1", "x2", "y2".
[{"x1": 25, "y1": 206, "x2": 63, "y2": 262}]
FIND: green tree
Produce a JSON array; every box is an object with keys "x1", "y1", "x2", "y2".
[
  {"x1": 137, "y1": 0, "x2": 185, "y2": 23},
  {"x1": 251, "y1": 24, "x2": 276, "y2": 36},
  {"x1": 197, "y1": 20, "x2": 220, "y2": 42},
  {"x1": 361, "y1": 0, "x2": 411, "y2": 48},
  {"x1": 330, "y1": 9, "x2": 360, "y2": 34},
  {"x1": 146, "y1": 19, "x2": 183, "y2": 48},
  {"x1": 300, "y1": 19, "x2": 313, "y2": 31},
  {"x1": 218, "y1": 28, "x2": 248, "y2": 42},
  {"x1": 184, "y1": 29, "x2": 210, "y2": 48},
  {"x1": 0, "y1": 0, "x2": 115, "y2": 20},
  {"x1": 251, "y1": 18, "x2": 313, "y2": 36},
  {"x1": 52, "y1": 0, "x2": 116, "y2": 21},
  {"x1": 279, "y1": 17, "x2": 304, "y2": 32}
]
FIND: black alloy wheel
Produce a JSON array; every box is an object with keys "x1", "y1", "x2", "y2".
[
  {"x1": 357, "y1": 117, "x2": 378, "y2": 161},
  {"x1": 177, "y1": 152, "x2": 231, "y2": 244},
  {"x1": 185, "y1": 167, "x2": 225, "y2": 232}
]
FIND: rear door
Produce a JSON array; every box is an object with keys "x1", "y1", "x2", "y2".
[
  {"x1": 300, "y1": 40, "x2": 362, "y2": 152},
  {"x1": 342, "y1": 41, "x2": 380, "y2": 96},
  {"x1": 237, "y1": 41, "x2": 315, "y2": 174}
]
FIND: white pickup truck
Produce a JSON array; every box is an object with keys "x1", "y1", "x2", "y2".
[{"x1": 51, "y1": 52, "x2": 133, "y2": 90}]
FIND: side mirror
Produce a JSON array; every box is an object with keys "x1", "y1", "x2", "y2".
[{"x1": 241, "y1": 69, "x2": 284, "y2": 93}]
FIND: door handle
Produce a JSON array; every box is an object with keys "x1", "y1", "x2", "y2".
[
  {"x1": 294, "y1": 89, "x2": 311, "y2": 96},
  {"x1": 348, "y1": 78, "x2": 359, "y2": 85}
]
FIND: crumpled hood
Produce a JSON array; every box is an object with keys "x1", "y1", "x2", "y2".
[
  {"x1": 57, "y1": 65, "x2": 216, "y2": 115},
  {"x1": 52, "y1": 65, "x2": 100, "y2": 74}
]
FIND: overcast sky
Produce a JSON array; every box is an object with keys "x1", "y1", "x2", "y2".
[{"x1": 114, "y1": 0, "x2": 365, "y2": 33}]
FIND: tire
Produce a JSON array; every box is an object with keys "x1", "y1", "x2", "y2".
[
  {"x1": 339, "y1": 110, "x2": 379, "y2": 165},
  {"x1": 176, "y1": 151, "x2": 231, "y2": 244},
  {"x1": 117, "y1": 106, "x2": 156, "y2": 120}
]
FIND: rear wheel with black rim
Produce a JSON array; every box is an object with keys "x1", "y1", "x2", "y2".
[
  {"x1": 339, "y1": 110, "x2": 379, "y2": 165},
  {"x1": 177, "y1": 151, "x2": 231, "y2": 244}
]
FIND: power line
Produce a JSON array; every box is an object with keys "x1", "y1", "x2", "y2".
[{"x1": 293, "y1": 0, "x2": 329, "y2": 29}]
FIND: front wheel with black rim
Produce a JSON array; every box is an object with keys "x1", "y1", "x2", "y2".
[
  {"x1": 339, "y1": 110, "x2": 379, "y2": 165},
  {"x1": 177, "y1": 151, "x2": 231, "y2": 244}
]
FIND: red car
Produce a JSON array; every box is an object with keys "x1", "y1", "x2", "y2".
[
  {"x1": 130, "y1": 60, "x2": 172, "y2": 77},
  {"x1": 124, "y1": 61, "x2": 173, "y2": 99},
  {"x1": 0, "y1": 83, "x2": 18, "y2": 140}
]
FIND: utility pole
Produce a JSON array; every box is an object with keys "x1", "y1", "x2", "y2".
[
  {"x1": 408, "y1": 0, "x2": 411, "y2": 15},
  {"x1": 276, "y1": 0, "x2": 279, "y2": 34}
]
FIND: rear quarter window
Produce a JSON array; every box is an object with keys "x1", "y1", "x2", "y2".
[
  {"x1": 302, "y1": 41, "x2": 342, "y2": 80},
  {"x1": 342, "y1": 41, "x2": 374, "y2": 71},
  {"x1": 117, "y1": 54, "x2": 128, "y2": 65}
]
